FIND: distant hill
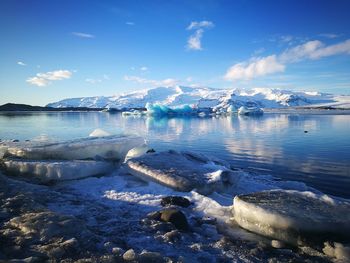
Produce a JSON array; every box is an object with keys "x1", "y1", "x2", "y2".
[
  {"x1": 0, "y1": 103, "x2": 104, "y2": 112},
  {"x1": 46, "y1": 86, "x2": 350, "y2": 110}
]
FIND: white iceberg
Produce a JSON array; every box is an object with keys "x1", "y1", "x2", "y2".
[
  {"x1": 3, "y1": 159, "x2": 115, "y2": 182},
  {"x1": 233, "y1": 190, "x2": 350, "y2": 245},
  {"x1": 238, "y1": 106, "x2": 263, "y2": 116},
  {"x1": 125, "y1": 150, "x2": 240, "y2": 194},
  {"x1": 1, "y1": 135, "x2": 145, "y2": 162}
]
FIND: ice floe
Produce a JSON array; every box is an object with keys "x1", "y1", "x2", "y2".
[
  {"x1": 1, "y1": 135, "x2": 145, "y2": 161},
  {"x1": 2, "y1": 159, "x2": 115, "y2": 183},
  {"x1": 233, "y1": 190, "x2": 350, "y2": 245},
  {"x1": 125, "y1": 150, "x2": 240, "y2": 194}
]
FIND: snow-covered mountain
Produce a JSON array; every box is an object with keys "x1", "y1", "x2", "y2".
[{"x1": 46, "y1": 86, "x2": 350, "y2": 109}]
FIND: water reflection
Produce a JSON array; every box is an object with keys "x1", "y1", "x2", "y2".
[{"x1": 0, "y1": 112, "x2": 349, "y2": 198}]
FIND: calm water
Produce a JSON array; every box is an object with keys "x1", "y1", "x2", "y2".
[{"x1": 1, "y1": 111, "x2": 349, "y2": 198}]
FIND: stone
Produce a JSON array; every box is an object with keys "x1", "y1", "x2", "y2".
[
  {"x1": 123, "y1": 249, "x2": 136, "y2": 261},
  {"x1": 160, "y1": 196, "x2": 191, "y2": 208},
  {"x1": 138, "y1": 251, "x2": 164, "y2": 263},
  {"x1": 159, "y1": 209, "x2": 189, "y2": 231}
]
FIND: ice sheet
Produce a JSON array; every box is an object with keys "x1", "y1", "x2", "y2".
[
  {"x1": 3, "y1": 159, "x2": 115, "y2": 182},
  {"x1": 233, "y1": 190, "x2": 350, "y2": 245},
  {"x1": 125, "y1": 150, "x2": 240, "y2": 194}
]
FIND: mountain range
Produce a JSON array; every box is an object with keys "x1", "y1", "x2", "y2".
[{"x1": 46, "y1": 86, "x2": 350, "y2": 110}]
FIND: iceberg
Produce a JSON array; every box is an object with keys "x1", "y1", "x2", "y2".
[
  {"x1": 1, "y1": 135, "x2": 145, "y2": 162},
  {"x1": 233, "y1": 190, "x2": 350, "y2": 245},
  {"x1": 238, "y1": 106, "x2": 263, "y2": 116},
  {"x1": 125, "y1": 150, "x2": 240, "y2": 194},
  {"x1": 2, "y1": 159, "x2": 115, "y2": 183},
  {"x1": 146, "y1": 103, "x2": 195, "y2": 116}
]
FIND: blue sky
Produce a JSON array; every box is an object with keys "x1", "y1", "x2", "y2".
[{"x1": 0, "y1": 0, "x2": 349, "y2": 105}]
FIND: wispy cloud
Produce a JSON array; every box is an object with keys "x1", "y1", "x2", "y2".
[
  {"x1": 126, "y1": 22, "x2": 135, "y2": 26},
  {"x1": 17, "y1": 61, "x2": 26, "y2": 66},
  {"x1": 124, "y1": 75, "x2": 178, "y2": 87},
  {"x1": 140, "y1": 66, "x2": 148, "y2": 71},
  {"x1": 319, "y1": 33, "x2": 340, "y2": 39},
  {"x1": 85, "y1": 74, "x2": 110, "y2": 84},
  {"x1": 27, "y1": 70, "x2": 72, "y2": 87},
  {"x1": 72, "y1": 32, "x2": 95, "y2": 38},
  {"x1": 224, "y1": 39, "x2": 350, "y2": 81},
  {"x1": 187, "y1": 20, "x2": 214, "y2": 30},
  {"x1": 186, "y1": 20, "x2": 214, "y2": 51}
]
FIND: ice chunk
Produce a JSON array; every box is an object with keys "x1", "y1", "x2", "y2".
[
  {"x1": 125, "y1": 150, "x2": 240, "y2": 194},
  {"x1": 238, "y1": 106, "x2": 263, "y2": 115},
  {"x1": 146, "y1": 103, "x2": 195, "y2": 116},
  {"x1": 1, "y1": 135, "x2": 145, "y2": 161},
  {"x1": 89, "y1": 128, "x2": 111, "y2": 137},
  {"x1": 125, "y1": 144, "x2": 150, "y2": 161},
  {"x1": 2, "y1": 159, "x2": 115, "y2": 182},
  {"x1": 233, "y1": 190, "x2": 350, "y2": 245}
]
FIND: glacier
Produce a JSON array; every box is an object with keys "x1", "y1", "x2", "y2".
[{"x1": 46, "y1": 86, "x2": 350, "y2": 110}]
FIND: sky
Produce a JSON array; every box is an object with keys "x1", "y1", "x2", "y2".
[{"x1": 0, "y1": 0, "x2": 350, "y2": 106}]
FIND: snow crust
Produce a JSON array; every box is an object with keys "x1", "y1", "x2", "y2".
[{"x1": 233, "y1": 190, "x2": 350, "y2": 245}]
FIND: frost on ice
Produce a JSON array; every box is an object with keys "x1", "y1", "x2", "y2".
[
  {"x1": 3, "y1": 159, "x2": 115, "y2": 183},
  {"x1": 233, "y1": 190, "x2": 350, "y2": 245},
  {"x1": 125, "y1": 150, "x2": 241, "y2": 194},
  {"x1": 1, "y1": 135, "x2": 145, "y2": 161}
]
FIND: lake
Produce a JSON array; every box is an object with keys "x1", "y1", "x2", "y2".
[{"x1": 0, "y1": 111, "x2": 349, "y2": 198}]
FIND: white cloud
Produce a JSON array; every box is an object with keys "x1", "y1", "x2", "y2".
[
  {"x1": 72, "y1": 32, "x2": 95, "y2": 38},
  {"x1": 186, "y1": 20, "x2": 214, "y2": 51},
  {"x1": 140, "y1": 66, "x2": 148, "y2": 71},
  {"x1": 126, "y1": 22, "x2": 135, "y2": 26},
  {"x1": 187, "y1": 20, "x2": 214, "y2": 30},
  {"x1": 224, "y1": 55, "x2": 285, "y2": 81},
  {"x1": 279, "y1": 40, "x2": 324, "y2": 63},
  {"x1": 225, "y1": 39, "x2": 350, "y2": 81},
  {"x1": 17, "y1": 61, "x2": 26, "y2": 66},
  {"x1": 124, "y1": 75, "x2": 178, "y2": 87},
  {"x1": 26, "y1": 70, "x2": 72, "y2": 87},
  {"x1": 187, "y1": 29, "x2": 204, "y2": 50},
  {"x1": 26, "y1": 77, "x2": 50, "y2": 87}
]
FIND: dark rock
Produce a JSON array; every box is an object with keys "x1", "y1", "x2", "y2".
[
  {"x1": 163, "y1": 230, "x2": 182, "y2": 243},
  {"x1": 146, "y1": 149, "x2": 156, "y2": 153},
  {"x1": 138, "y1": 251, "x2": 164, "y2": 263},
  {"x1": 304, "y1": 130, "x2": 308, "y2": 133},
  {"x1": 159, "y1": 209, "x2": 189, "y2": 231},
  {"x1": 11, "y1": 139, "x2": 19, "y2": 142},
  {"x1": 160, "y1": 196, "x2": 191, "y2": 208}
]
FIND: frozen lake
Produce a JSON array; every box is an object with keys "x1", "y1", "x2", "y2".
[{"x1": 1, "y1": 111, "x2": 349, "y2": 198}]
